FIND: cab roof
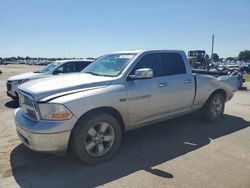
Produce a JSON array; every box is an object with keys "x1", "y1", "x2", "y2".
[
  {"x1": 55, "y1": 59, "x2": 93, "y2": 64},
  {"x1": 113, "y1": 49, "x2": 184, "y2": 54}
]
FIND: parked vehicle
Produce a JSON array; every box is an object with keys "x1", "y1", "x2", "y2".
[
  {"x1": 208, "y1": 63, "x2": 245, "y2": 88},
  {"x1": 240, "y1": 63, "x2": 250, "y2": 73},
  {"x1": 188, "y1": 50, "x2": 211, "y2": 69},
  {"x1": 14, "y1": 50, "x2": 238, "y2": 164},
  {"x1": 6, "y1": 59, "x2": 93, "y2": 100}
]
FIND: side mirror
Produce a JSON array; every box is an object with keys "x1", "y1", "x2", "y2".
[
  {"x1": 128, "y1": 68, "x2": 153, "y2": 80},
  {"x1": 53, "y1": 70, "x2": 63, "y2": 75}
]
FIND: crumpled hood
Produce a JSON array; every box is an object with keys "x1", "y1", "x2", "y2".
[
  {"x1": 18, "y1": 73, "x2": 113, "y2": 101},
  {"x1": 8, "y1": 72, "x2": 44, "y2": 81}
]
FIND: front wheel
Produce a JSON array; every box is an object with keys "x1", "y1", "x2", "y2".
[
  {"x1": 202, "y1": 93, "x2": 225, "y2": 122},
  {"x1": 71, "y1": 112, "x2": 122, "y2": 164}
]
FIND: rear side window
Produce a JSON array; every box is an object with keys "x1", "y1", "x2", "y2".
[
  {"x1": 160, "y1": 53, "x2": 186, "y2": 75},
  {"x1": 77, "y1": 61, "x2": 91, "y2": 71},
  {"x1": 56, "y1": 62, "x2": 77, "y2": 73},
  {"x1": 130, "y1": 53, "x2": 162, "y2": 77}
]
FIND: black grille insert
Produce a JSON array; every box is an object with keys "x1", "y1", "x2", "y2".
[{"x1": 7, "y1": 82, "x2": 12, "y2": 91}]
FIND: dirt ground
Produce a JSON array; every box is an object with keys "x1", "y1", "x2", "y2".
[{"x1": 0, "y1": 64, "x2": 250, "y2": 188}]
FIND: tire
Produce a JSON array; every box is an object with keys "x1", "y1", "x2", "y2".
[
  {"x1": 202, "y1": 93, "x2": 225, "y2": 122},
  {"x1": 71, "y1": 112, "x2": 122, "y2": 164}
]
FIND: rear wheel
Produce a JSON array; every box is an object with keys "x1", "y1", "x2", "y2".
[
  {"x1": 71, "y1": 112, "x2": 121, "y2": 164},
  {"x1": 202, "y1": 93, "x2": 225, "y2": 122}
]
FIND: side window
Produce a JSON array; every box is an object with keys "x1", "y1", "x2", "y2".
[
  {"x1": 77, "y1": 61, "x2": 91, "y2": 71},
  {"x1": 161, "y1": 53, "x2": 186, "y2": 75},
  {"x1": 56, "y1": 62, "x2": 78, "y2": 73},
  {"x1": 130, "y1": 53, "x2": 162, "y2": 77}
]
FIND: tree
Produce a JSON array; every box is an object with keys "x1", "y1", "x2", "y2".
[
  {"x1": 211, "y1": 53, "x2": 219, "y2": 62},
  {"x1": 238, "y1": 50, "x2": 250, "y2": 61},
  {"x1": 10, "y1": 56, "x2": 17, "y2": 61},
  {"x1": 25, "y1": 56, "x2": 31, "y2": 60}
]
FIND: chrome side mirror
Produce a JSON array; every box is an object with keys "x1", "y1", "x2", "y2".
[
  {"x1": 134, "y1": 68, "x2": 153, "y2": 79},
  {"x1": 53, "y1": 70, "x2": 63, "y2": 75}
]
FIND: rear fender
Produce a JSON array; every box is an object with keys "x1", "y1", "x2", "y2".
[{"x1": 218, "y1": 75, "x2": 238, "y2": 91}]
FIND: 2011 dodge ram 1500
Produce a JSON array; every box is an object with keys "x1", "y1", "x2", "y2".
[{"x1": 14, "y1": 50, "x2": 238, "y2": 164}]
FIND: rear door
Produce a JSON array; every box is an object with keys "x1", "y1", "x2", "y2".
[
  {"x1": 77, "y1": 61, "x2": 92, "y2": 71},
  {"x1": 55, "y1": 62, "x2": 78, "y2": 74},
  {"x1": 160, "y1": 52, "x2": 195, "y2": 113}
]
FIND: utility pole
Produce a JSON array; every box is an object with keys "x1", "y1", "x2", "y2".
[{"x1": 211, "y1": 34, "x2": 214, "y2": 61}]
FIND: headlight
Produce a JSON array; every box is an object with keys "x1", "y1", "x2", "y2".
[
  {"x1": 13, "y1": 79, "x2": 29, "y2": 84},
  {"x1": 38, "y1": 103, "x2": 73, "y2": 121}
]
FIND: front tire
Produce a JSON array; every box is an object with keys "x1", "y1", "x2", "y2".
[
  {"x1": 202, "y1": 93, "x2": 225, "y2": 122},
  {"x1": 71, "y1": 112, "x2": 122, "y2": 164}
]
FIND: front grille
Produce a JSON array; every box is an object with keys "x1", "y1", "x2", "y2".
[
  {"x1": 7, "y1": 81, "x2": 12, "y2": 91},
  {"x1": 19, "y1": 91, "x2": 37, "y2": 120}
]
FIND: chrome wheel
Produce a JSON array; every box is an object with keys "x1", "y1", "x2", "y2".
[
  {"x1": 211, "y1": 96, "x2": 223, "y2": 118},
  {"x1": 84, "y1": 122, "x2": 115, "y2": 157}
]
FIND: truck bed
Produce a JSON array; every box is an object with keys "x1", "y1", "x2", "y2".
[{"x1": 192, "y1": 69, "x2": 228, "y2": 76}]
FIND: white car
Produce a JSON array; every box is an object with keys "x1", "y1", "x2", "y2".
[{"x1": 6, "y1": 59, "x2": 93, "y2": 99}]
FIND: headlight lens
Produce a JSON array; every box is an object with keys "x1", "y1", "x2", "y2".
[
  {"x1": 38, "y1": 103, "x2": 73, "y2": 120},
  {"x1": 13, "y1": 79, "x2": 29, "y2": 84}
]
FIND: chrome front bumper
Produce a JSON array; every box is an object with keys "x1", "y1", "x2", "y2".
[{"x1": 14, "y1": 108, "x2": 77, "y2": 154}]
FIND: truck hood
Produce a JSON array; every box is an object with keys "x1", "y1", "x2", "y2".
[
  {"x1": 18, "y1": 73, "x2": 113, "y2": 101},
  {"x1": 8, "y1": 72, "x2": 45, "y2": 81}
]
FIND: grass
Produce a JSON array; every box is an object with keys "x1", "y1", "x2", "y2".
[{"x1": 243, "y1": 73, "x2": 250, "y2": 82}]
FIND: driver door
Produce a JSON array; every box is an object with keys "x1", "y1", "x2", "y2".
[{"x1": 126, "y1": 53, "x2": 171, "y2": 127}]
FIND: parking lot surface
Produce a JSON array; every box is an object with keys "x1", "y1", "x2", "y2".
[{"x1": 0, "y1": 65, "x2": 250, "y2": 188}]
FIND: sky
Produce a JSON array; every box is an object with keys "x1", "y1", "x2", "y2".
[{"x1": 0, "y1": 0, "x2": 250, "y2": 58}]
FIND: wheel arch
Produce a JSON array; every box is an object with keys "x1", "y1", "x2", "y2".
[
  {"x1": 72, "y1": 106, "x2": 126, "y2": 133},
  {"x1": 204, "y1": 88, "x2": 227, "y2": 107}
]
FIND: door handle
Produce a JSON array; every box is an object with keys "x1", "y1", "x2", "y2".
[
  {"x1": 184, "y1": 79, "x2": 192, "y2": 84},
  {"x1": 157, "y1": 82, "x2": 168, "y2": 88}
]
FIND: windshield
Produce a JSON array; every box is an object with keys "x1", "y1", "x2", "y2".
[
  {"x1": 189, "y1": 51, "x2": 205, "y2": 58},
  {"x1": 82, "y1": 53, "x2": 136, "y2": 77},
  {"x1": 36, "y1": 62, "x2": 59, "y2": 73}
]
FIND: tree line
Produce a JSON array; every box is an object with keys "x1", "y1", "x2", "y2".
[
  {"x1": 210, "y1": 50, "x2": 250, "y2": 62},
  {"x1": 0, "y1": 56, "x2": 96, "y2": 62},
  {"x1": 1, "y1": 50, "x2": 250, "y2": 63}
]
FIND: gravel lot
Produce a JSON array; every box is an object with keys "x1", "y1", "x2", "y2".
[{"x1": 0, "y1": 65, "x2": 250, "y2": 188}]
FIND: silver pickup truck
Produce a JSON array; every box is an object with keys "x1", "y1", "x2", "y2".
[{"x1": 14, "y1": 50, "x2": 238, "y2": 164}]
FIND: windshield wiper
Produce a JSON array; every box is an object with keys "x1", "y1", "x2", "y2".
[{"x1": 84, "y1": 72, "x2": 104, "y2": 76}]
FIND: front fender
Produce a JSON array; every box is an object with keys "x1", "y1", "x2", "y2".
[{"x1": 49, "y1": 84, "x2": 129, "y2": 128}]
